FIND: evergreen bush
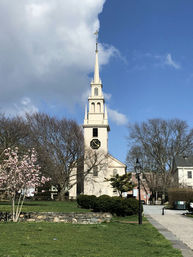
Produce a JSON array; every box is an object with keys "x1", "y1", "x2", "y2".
[
  {"x1": 77, "y1": 194, "x2": 141, "y2": 216},
  {"x1": 77, "y1": 195, "x2": 97, "y2": 209},
  {"x1": 93, "y1": 195, "x2": 115, "y2": 212},
  {"x1": 112, "y1": 197, "x2": 141, "y2": 216}
]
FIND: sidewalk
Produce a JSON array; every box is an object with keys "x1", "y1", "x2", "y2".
[{"x1": 143, "y1": 205, "x2": 193, "y2": 257}]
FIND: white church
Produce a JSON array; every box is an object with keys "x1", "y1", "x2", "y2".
[{"x1": 69, "y1": 41, "x2": 126, "y2": 198}]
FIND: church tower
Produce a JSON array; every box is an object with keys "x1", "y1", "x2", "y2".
[
  {"x1": 83, "y1": 40, "x2": 110, "y2": 153},
  {"x1": 69, "y1": 35, "x2": 126, "y2": 198}
]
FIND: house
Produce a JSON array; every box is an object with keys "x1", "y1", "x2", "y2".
[
  {"x1": 128, "y1": 173, "x2": 151, "y2": 204},
  {"x1": 174, "y1": 156, "x2": 193, "y2": 188}
]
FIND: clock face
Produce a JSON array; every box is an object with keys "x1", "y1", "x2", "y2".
[{"x1": 90, "y1": 139, "x2": 101, "y2": 149}]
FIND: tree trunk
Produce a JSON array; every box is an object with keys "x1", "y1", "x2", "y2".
[
  {"x1": 12, "y1": 196, "x2": 15, "y2": 222},
  {"x1": 57, "y1": 186, "x2": 69, "y2": 201}
]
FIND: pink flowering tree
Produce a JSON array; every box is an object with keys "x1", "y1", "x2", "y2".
[{"x1": 0, "y1": 147, "x2": 49, "y2": 222}]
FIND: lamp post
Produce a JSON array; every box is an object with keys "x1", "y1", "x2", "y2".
[{"x1": 135, "y1": 158, "x2": 142, "y2": 225}]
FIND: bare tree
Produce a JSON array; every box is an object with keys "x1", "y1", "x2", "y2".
[
  {"x1": 26, "y1": 113, "x2": 84, "y2": 200},
  {"x1": 0, "y1": 114, "x2": 30, "y2": 159},
  {"x1": 0, "y1": 112, "x2": 109, "y2": 200},
  {"x1": 26, "y1": 113, "x2": 108, "y2": 200},
  {"x1": 126, "y1": 119, "x2": 193, "y2": 202}
]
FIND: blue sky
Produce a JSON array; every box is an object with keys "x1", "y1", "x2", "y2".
[
  {"x1": 98, "y1": 0, "x2": 193, "y2": 162},
  {"x1": 1, "y1": 1, "x2": 193, "y2": 164}
]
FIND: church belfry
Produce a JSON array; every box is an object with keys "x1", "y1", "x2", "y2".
[{"x1": 83, "y1": 34, "x2": 110, "y2": 153}]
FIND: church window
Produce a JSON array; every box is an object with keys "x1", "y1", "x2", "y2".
[
  {"x1": 93, "y1": 166, "x2": 98, "y2": 177},
  {"x1": 91, "y1": 102, "x2": 95, "y2": 112},
  {"x1": 94, "y1": 87, "x2": 98, "y2": 96},
  {"x1": 97, "y1": 102, "x2": 101, "y2": 112},
  {"x1": 113, "y1": 169, "x2": 117, "y2": 176},
  {"x1": 93, "y1": 128, "x2": 98, "y2": 137},
  {"x1": 188, "y1": 171, "x2": 192, "y2": 179}
]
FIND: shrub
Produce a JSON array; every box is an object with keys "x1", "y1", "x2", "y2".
[
  {"x1": 112, "y1": 197, "x2": 142, "y2": 216},
  {"x1": 93, "y1": 195, "x2": 115, "y2": 212},
  {"x1": 33, "y1": 191, "x2": 51, "y2": 201},
  {"x1": 168, "y1": 188, "x2": 193, "y2": 208},
  {"x1": 77, "y1": 195, "x2": 141, "y2": 216},
  {"x1": 124, "y1": 198, "x2": 141, "y2": 216},
  {"x1": 77, "y1": 195, "x2": 97, "y2": 209},
  {"x1": 33, "y1": 184, "x2": 52, "y2": 201}
]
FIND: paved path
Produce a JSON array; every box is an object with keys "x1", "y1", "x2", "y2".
[{"x1": 143, "y1": 205, "x2": 193, "y2": 257}]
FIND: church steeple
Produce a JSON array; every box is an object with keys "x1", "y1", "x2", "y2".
[
  {"x1": 93, "y1": 42, "x2": 100, "y2": 84},
  {"x1": 83, "y1": 31, "x2": 110, "y2": 154}
]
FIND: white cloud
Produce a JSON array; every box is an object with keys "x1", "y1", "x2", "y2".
[
  {"x1": 152, "y1": 53, "x2": 181, "y2": 69},
  {"x1": 1, "y1": 97, "x2": 38, "y2": 117},
  {"x1": 131, "y1": 52, "x2": 181, "y2": 70},
  {"x1": 165, "y1": 53, "x2": 181, "y2": 69},
  {"x1": 108, "y1": 108, "x2": 128, "y2": 126},
  {"x1": 0, "y1": 0, "x2": 118, "y2": 116},
  {"x1": 103, "y1": 92, "x2": 112, "y2": 101}
]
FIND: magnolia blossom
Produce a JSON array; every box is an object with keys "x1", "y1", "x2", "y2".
[
  {"x1": 0, "y1": 147, "x2": 50, "y2": 222},
  {"x1": 0, "y1": 148, "x2": 49, "y2": 195}
]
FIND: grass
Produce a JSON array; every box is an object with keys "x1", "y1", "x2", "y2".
[
  {"x1": 0, "y1": 201, "x2": 182, "y2": 257},
  {"x1": 186, "y1": 213, "x2": 193, "y2": 218},
  {"x1": 0, "y1": 200, "x2": 89, "y2": 213}
]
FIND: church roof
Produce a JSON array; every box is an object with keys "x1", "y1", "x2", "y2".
[
  {"x1": 175, "y1": 156, "x2": 193, "y2": 167},
  {"x1": 108, "y1": 153, "x2": 127, "y2": 168}
]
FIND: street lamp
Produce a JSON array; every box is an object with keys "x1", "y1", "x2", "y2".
[{"x1": 135, "y1": 158, "x2": 142, "y2": 225}]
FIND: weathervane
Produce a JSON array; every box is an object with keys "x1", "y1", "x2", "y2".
[{"x1": 94, "y1": 30, "x2": 99, "y2": 52}]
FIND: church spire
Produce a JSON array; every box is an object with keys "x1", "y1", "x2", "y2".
[{"x1": 93, "y1": 30, "x2": 100, "y2": 84}]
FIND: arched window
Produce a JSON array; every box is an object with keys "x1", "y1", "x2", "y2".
[
  {"x1": 94, "y1": 87, "x2": 98, "y2": 96},
  {"x1": 113, "y1": 169, "x2": 117, "y2": 176},
  {"x1": 91, "y1": 102, "x2": 95, "y2": 112},
  {"x1": 97, "y1": 102, "x2": 101, "y2": 112}
]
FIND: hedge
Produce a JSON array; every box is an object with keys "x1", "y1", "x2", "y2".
[
  {"x1": 77, "y1": 194, "x2": 142, "y2": 216},
  {"x1": 77, "y1": 194, "x2": 97, "y2": 209},
  {"x1": 168, "y1": 188, "x2": 193, "y2": 208}
]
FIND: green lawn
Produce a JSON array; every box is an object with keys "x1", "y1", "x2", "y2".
[
  {"x1": 0, "y1": 201, "x2": 182, "y2": 257},
  {"x1": 0, "y1": 200, "x2": 89, "y2": 213},
  {"x1": 0, "y1": 217, "x2": 181, "y2": 257}
]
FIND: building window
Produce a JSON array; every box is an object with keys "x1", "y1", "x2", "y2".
[
  {"x1": 94, "y1": 87, "x2": 98, "y2": 96},
  {"x1": 93, "y1": 166, "x2": 98, "y2": 177},
  {"x1": 91, "y1": 102, "x2": 95, "y2": 112},
  {"x1": 113, "y1": 169, "x2": 117, "y2": 176},
  {"x1": 187, "y1": 171, "x2": 192, "y2": 179},
  {"x1": 97, "y1": 102, "x2": 101, "y2": 112},
  {"x1": 93, "y1": 128, "x2": 98, "y2": 137}
]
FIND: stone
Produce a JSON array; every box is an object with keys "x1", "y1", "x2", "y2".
[
  {"x1": 0, "y1": 211, "x2": 112, "y2": 224},
  {"x1": 72, "y1": 218, "x2": 78, "y2": 224},
  {"x1": 27, "y1": 218, "x2": 36, "y2": 222},
  {"x1": 53, "y1": 217, "x2": 60, "y2": 222},
  {"x1": 37, "y1": 215, "x2": 46, "y2": 219}
]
